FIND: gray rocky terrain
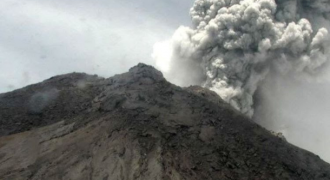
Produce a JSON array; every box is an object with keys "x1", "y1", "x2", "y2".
[{"x1": 0, "y1": 63, "x2": 330, "y2": 180}]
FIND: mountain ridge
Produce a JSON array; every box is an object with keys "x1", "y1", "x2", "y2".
[{"x1": 0, "y1": 63, "x2": 329, "y2": 180}]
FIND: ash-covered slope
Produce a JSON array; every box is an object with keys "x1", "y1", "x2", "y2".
[{"x1": 0, "y1": 63, "x2": 329, "y2": 180}]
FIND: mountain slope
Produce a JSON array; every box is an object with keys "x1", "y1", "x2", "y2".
[{"x1": 0, "y1": 63, "x2": 329, "y2": 180}]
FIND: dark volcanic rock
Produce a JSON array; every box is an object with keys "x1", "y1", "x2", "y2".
[
  {"x1": 0, "y1": 63, "x2": 329, "y2": 180},
  {"x1": 0, "y1": 72, "x2": 104, "y2": 136}
]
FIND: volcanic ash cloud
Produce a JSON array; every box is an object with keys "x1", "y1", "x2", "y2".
[{"x1": 153, "y1": 0, "x2": 329, "y2": 117}]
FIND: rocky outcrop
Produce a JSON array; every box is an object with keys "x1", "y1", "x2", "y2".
[{"x1": 0, "y1": 63, "x2": 329, "y2": 180}]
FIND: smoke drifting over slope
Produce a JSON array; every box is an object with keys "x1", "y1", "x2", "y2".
[{"x1": 153, "y1": 0, "x2": 330, "y2": 117}]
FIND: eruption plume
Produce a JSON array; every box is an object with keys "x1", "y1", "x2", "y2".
[{"x1": 153, "y1": 0, "x2": 330, "y2": 117}]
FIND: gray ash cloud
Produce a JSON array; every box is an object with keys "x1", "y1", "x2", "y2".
[{"x1": 153, "y1": 0, "x2": 330, "y2": 117}]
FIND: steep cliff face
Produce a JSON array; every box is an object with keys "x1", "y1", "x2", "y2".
[{"x1": 0, "y1": 63, "x2": 329, "y2": 180}]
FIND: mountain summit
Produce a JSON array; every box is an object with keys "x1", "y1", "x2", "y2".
[{"x1": 0, "y1": 63, "x2": 329, "y2": 180}]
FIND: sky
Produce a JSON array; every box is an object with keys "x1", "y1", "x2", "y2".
[{"x1": 0, "y1": 0, "x2": 194, "y2": 93}]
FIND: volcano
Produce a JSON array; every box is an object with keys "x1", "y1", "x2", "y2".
[{"x1": 0, "y1": 63, "x2": 329, "y2": 180}]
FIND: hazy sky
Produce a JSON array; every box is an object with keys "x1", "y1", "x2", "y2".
[
  {"x1": 254, "y1": 76, "x2": 330, "y2": 163},
  {"x1": 0, "y1": 0, "x2": 194, "y2": 93}
]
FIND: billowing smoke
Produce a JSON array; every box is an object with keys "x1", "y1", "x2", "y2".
[{"x1": 152, "y1": 0, "x2": 330, "y2": 117}]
